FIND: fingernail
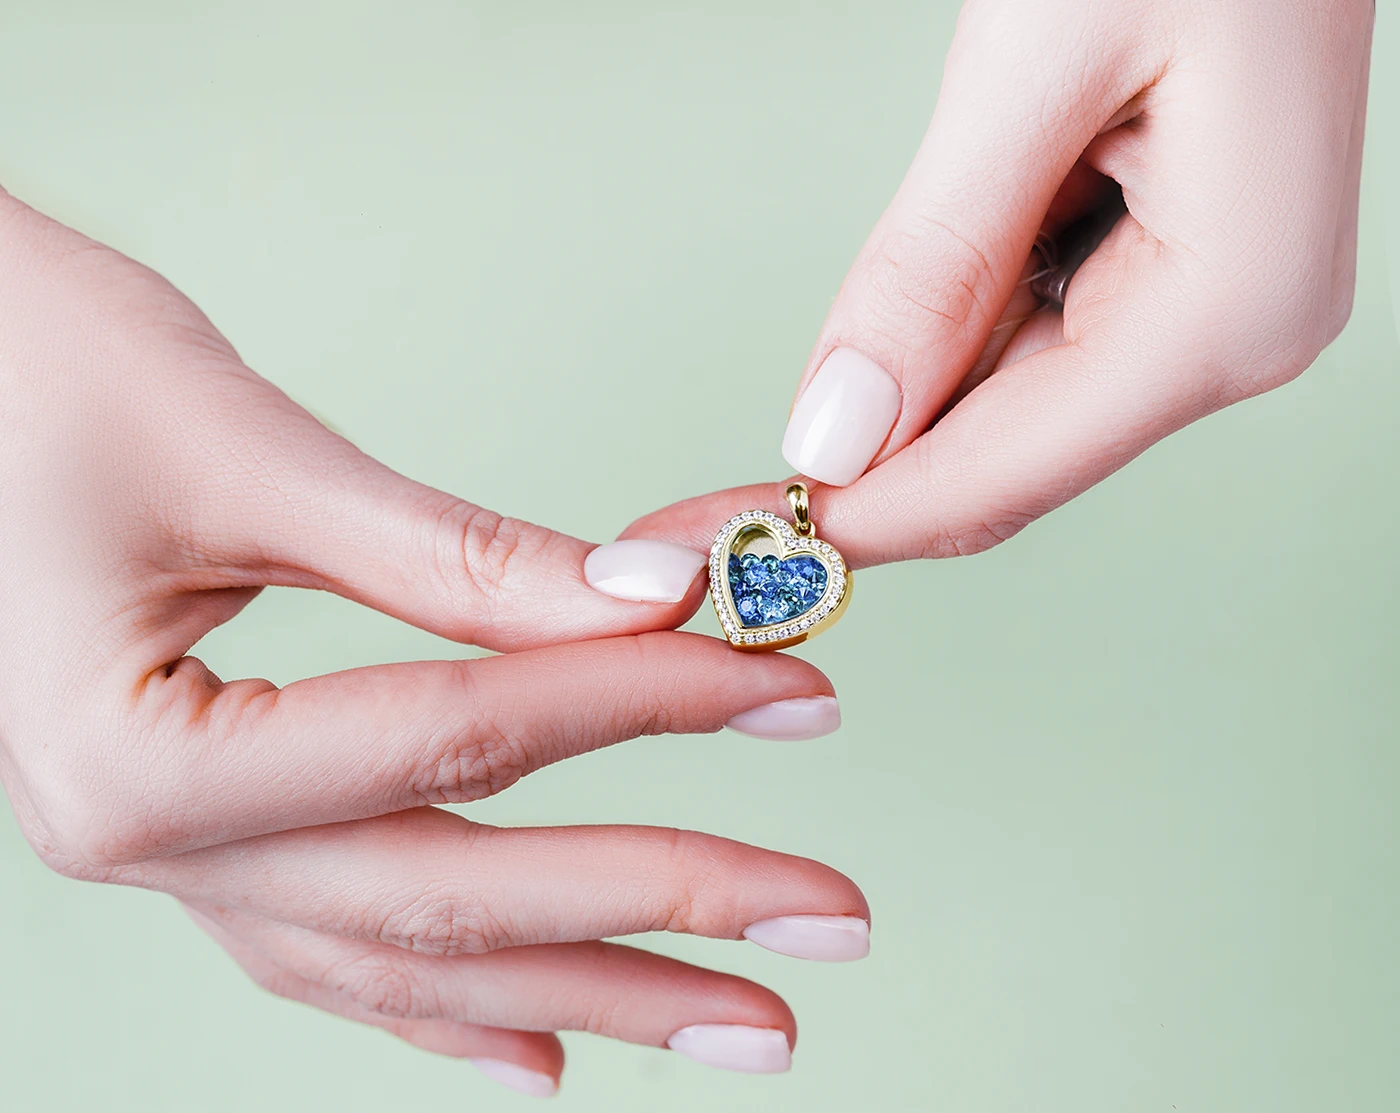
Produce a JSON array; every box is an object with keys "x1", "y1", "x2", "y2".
[
  {"x1": 583, "y1": 539, "x2": 707, "y2": 603},
  {"x1": 725, "y1": 695, "x2": 840, "y2": 741},
  {"x1": 666, "y1": 1024, "x2": 792, "y2": 1074},
  {"x1": 743, "y1": 914, "x2": 870, "y2": 962},
  {"x1": 468, "y1": 1058, "x2": 559, "y2": 1098},
  {"x1": 782, "y1": 347, "x2": 902, "y2": 486}
]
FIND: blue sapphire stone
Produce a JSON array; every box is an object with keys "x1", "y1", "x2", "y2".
[{"x1": 727, "y1": 551, "x2": 829, "y2": 628}]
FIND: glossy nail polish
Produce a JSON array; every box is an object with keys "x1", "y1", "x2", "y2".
[
  {"x1": 743, "y1": 914, "x2": 870, "y2": 962},
  {"x1": 725, "y1": 695, "x2": 841, "y2": 741},
  {"x1": 468, "y1": 1058, "x2": 558, "y2": 1098},
  {"x1": 782, "y1": 348, "x2": 902, "y2": 486},
  {"x1": 583, "y1": 539, "x2": 707, "y2": 603},
  {"x1": 666, "y1": 1024, "x2": 792, "y2": 1074}
]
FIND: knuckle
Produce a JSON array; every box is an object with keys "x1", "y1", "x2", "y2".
[
  {"x1": 407, "y1": 669, "x2": 531, "y2": 803},
  {"x1": 861, "y1": 214, "x2": 996, "y2": 358},
  {"x1": 19, "y1": 744, "x2": 169, "y2": 873},
  {"x1": 456, "y1": 504, "x2": 519, "y2": 599},
  {"x1": 15, "y1": 662, "x2": 270, "y2": 876},
  {"x1": 6, "y1": 777, "x2": 97, "y2": 879},
  {"x1": 550, "y1": 948, "x2": 624, "y2": 1034},
  {"x1": 23, "y1": 828, "x2": 115, "y2": 882},
  {"x1": 921, "y1": 514, "x2": 1028, "y2": 560},
  {"x1": 376, "y1": 887, "x2": 504, "y2": 956},
  {"x1": 322, "y1": 952, "x2": 425, "y2": 1018},
  {"x1": 1219, "y1": 315, "x2": 1327, "y2": 401},
  {"x1": 56, "y1": 807, "x2": 165, "y2": 870},
  {"x1": 577, "y1": 995, "x2": 623, "y2": 1037},
  {"x1": 1207, "y1": 250, "x2": 1342, "y2": 401},
  {"x1": 426, "y1": 499, "x2": 554, "y2": 610},
  {"x1": 619, "y1": 631, "x2": 704, "y2": 738},
  {"x1": 658, "y1": 829, "x2": 740, "y2": 936}
]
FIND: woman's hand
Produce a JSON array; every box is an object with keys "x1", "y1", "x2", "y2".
[
  {"x1": 623, "y1": 0, "x2": 1374, "y2": 568},
  {"x1": 0, "y1": 189, "x2": 867, "y2": 1095}
]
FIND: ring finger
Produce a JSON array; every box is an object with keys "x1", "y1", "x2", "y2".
[{"x1": 188, "y1": 906, "x2": 568, "y2": 1097}]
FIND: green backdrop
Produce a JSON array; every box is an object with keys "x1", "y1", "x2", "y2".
[{"x1": 2, "y1": 3, "x2": 1396, "y2": 1110}]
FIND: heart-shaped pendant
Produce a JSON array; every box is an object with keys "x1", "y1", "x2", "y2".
[{"x1": 708, "y1": 483, "x2": 851, "y2": 651}]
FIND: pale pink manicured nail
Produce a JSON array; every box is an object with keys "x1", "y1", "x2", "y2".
[
  {"x1": 666, "y1": 1024, "x2": 792, "y2": 1074},
  {"x1": 782, "y1": 347, "x2": 902, "y2": 486},
  {"x1": 743, "y1": 915, "x2": 870, "y2": 962},
  {"x1": 583, "y1": 539, "x2": 707, "y2": 603},
  {"x1": 468, "y1": 1058, "x2": 558, "y2": 1098},
  {"x1": 725, "y1": 695, "x2": 840, "y2": 741}
]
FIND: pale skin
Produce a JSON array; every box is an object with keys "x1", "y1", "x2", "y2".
[
  {"x1": 0, "y1": 190, "x2": 866, "y2": 1090},
  {"x1": 631, "y1": 0, "x2": 1374, "y2": 572},
  {"x1": 1, "y1": 0, "x2": 1375, "y2": 1098}
]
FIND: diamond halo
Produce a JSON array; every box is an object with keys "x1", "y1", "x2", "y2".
[{"x1": 707, "y1": 509, "x2": 850, "y2": 651}]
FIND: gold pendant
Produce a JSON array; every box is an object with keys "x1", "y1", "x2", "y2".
[{"x1": 708, "y1": 482, "x2": 851, "y2": 652}]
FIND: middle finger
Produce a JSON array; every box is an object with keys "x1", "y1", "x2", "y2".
[
  {"x1": 195, "y1": 904, "x2": 805, "y2": 1074},
  {"x1": 108, "y1": 631, "x2": 836, "y2": 861}
]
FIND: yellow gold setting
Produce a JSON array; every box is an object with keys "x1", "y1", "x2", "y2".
[{"x1": 707, "y1": 483, "x2": 851, "y2": 652}]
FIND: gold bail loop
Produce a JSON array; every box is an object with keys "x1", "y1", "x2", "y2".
[{"x1": 786, "y1": 482, "x2": 814, "y2": 538}]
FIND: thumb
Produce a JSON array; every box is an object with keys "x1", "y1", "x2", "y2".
[{"x1": 778, "y1": 2, "x2": 1166, "y2": 487}]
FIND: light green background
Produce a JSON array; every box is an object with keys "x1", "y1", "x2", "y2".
[{"x1": 2, "y1": 3, "x2": 1396, "y2": 1111}]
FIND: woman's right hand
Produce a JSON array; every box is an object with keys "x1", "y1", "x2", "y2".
[{"x1": 0, "y1": 188, "x2": 868, "y2": 1096}]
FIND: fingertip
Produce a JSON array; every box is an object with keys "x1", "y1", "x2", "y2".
[
  {"x1": 710, "y1": 975, "x2": 800, "y2": 1052},
  {"x1": 700, "y1": 635, "x2": 839, "y2": 714},
  {"x1": 469, "y1": 1058, "x2": 561, "y2": 1098},
  {"x1": 665, "y1": 1024, "x2": 793, "y2": 1074},
  {"x1": 742, "y1": 915, "x2": 871, "y2": 963},
  {"x1": 781, "y1": 348, "x2": 903, "y2": 488},
  {"x1": 763, "y1": 852, "x2": 872, "y2": 935},
  {"x1": 725, "y1": 695, "x2": 841, "y2": 741},
  {"x1": 619, "y1": 484, "x2": 788, "y2": 552},
  {"x1": 402, "y1": 1023, "x2": 566, "y2": 1082}
]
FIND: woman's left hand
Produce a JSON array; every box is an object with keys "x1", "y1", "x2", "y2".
[{"x1": 620, "y1": 0, "x2": 1373, "y2": 571}]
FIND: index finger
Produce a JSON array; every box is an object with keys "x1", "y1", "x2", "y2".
[{"x1": 621, "y1": 216, "x2": 1208, "y2": 568}]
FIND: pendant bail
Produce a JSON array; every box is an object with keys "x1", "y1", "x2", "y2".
[{"x1": 786, "y1": 482, "x2": 814, "y2": 538}]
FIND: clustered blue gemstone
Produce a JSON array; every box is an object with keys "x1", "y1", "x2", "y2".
[{"x1": 727, "y1": 551, "x2": 829, "y2": 628}]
